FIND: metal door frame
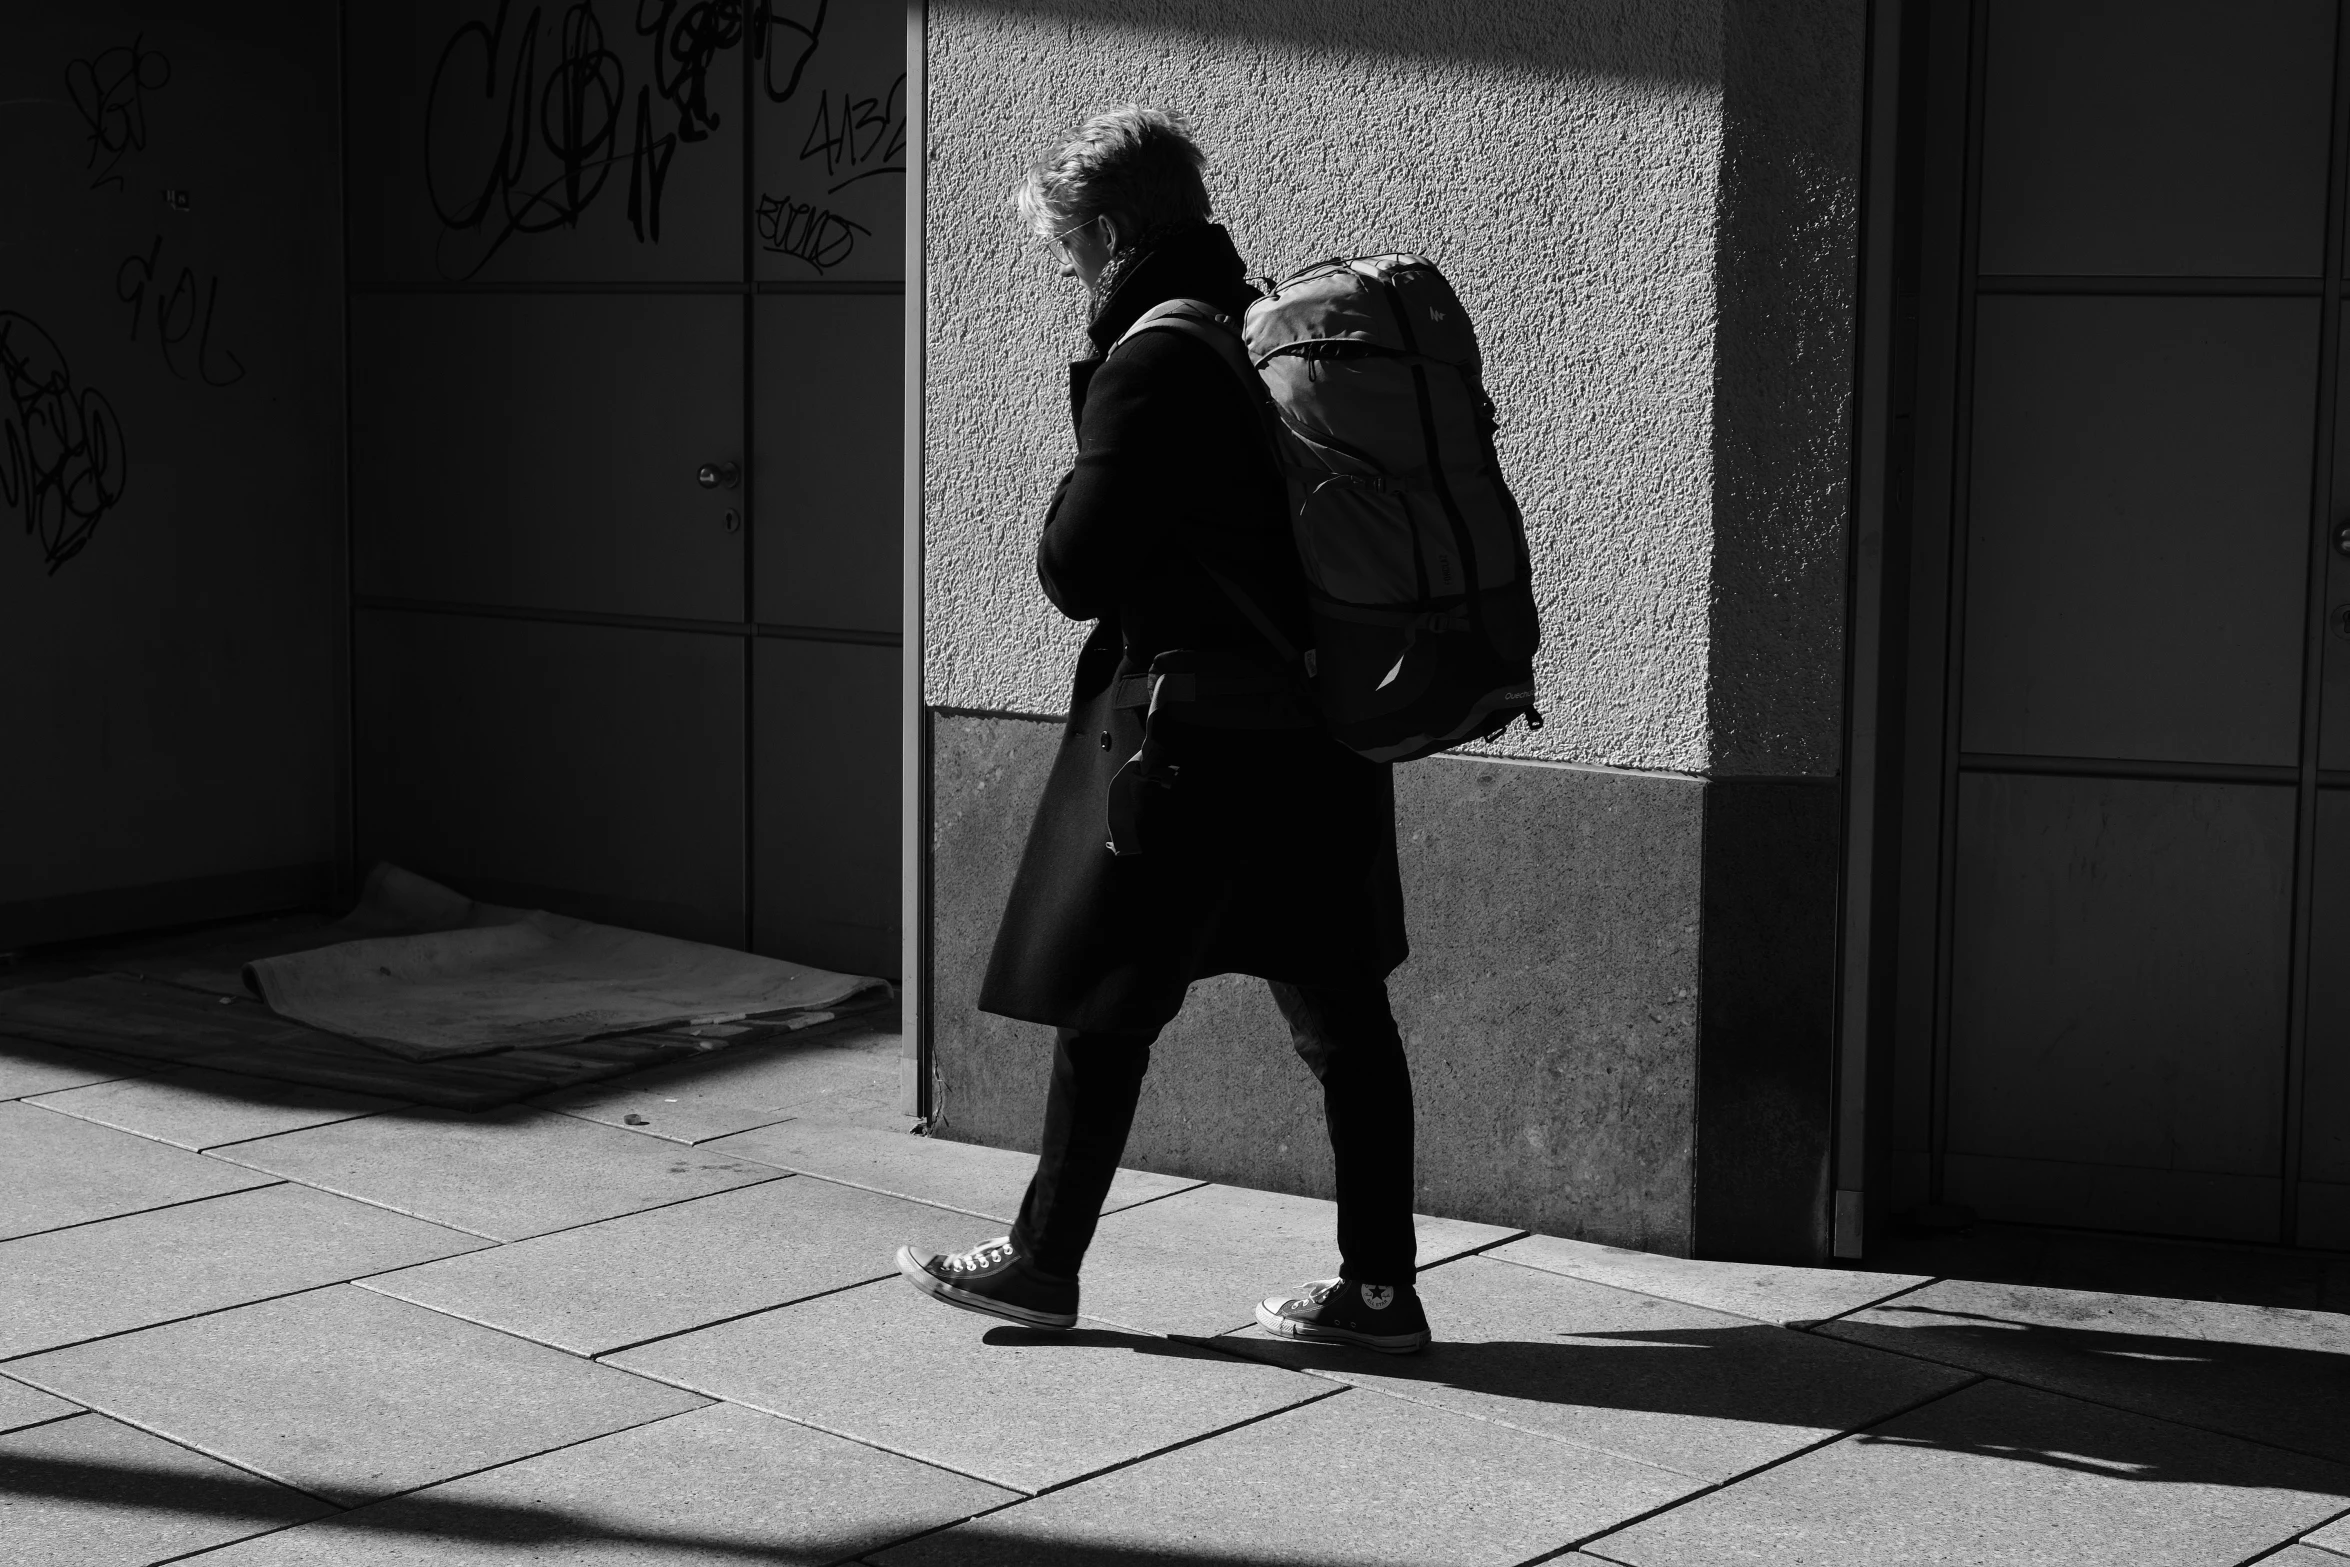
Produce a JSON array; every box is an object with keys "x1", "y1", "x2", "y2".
[{"x1": 1840, "y1": 0, "x2": 2350, "y2": 1250}]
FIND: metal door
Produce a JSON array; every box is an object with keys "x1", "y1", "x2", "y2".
[
  {"x1": 1896, "y1": 0, "x2": 2350, "y2": 1246},
  {"x1": 346, "y1": 0, "x2": 904, "y2": 975}
]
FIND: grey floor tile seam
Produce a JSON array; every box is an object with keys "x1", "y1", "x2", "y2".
[
  {"x1": 139, "y1": 1404, "x2": 739, "y2": 1566},
  {"x1": 201, "y1": 1152, "x2": 800, "y2": 1244},
  {"x1": 191, "y1": 1107, "x2": 417, "y2": 1154},
  {"x1": 0, "y1": 1275, "x2": 387, "y2": 1367},
  {"x1": 388, "y1": 1265, "x2": 903, "y2": 1360},
  {"x1": 0, "y1": 1174, "x2": 294, "y2": 1246},
  {"x1": 1472, "y1": 1247, "x2": 1923, "y2": 1329},
  {"x1": 0, "y1": 1407, "x2": 83, "y2": 1439},
  {"x1": 1795, "y1": 1300, "x2": 2350, "y2": 1471},
  {"x1": 1415, "y1": 1226, "x2": 1534, "y2": 1268},
  {"x1": 538, "y1": 1102, "x2": 802, "y2": 1147},
  {"x1": 1557, "y1": 1372, "x2": 1999, "y2": 1567},
  {"x1": 740, "y1": 1147, "x2": 1211, "y2": 1223},
  {"x1": 1788, "y1": 1271, "x2": 1947, "y2": 1329},
  {"x1": 1197, "y1": 1346, "x2": 1723, "y2": 1486},
  {"x1": 0, "y1": 1057, "x2": 160, "y2": 1102},
  {"x1": 612, "y1": 1327, "x2": 1352, "y2": 1500}
]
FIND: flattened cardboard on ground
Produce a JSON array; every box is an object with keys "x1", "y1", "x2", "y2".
[
  {"x1": 181, "y1": 1401, "x2": 1015, "y2": 1566},
  {"x1": 0, "y1": 1101, "x2": 276, "y2": 1241},
  {"x1": 610, "y1": 1277, "x2": 1327, "y2": 1496},
  {"x1": 0, "y1": 1183, "x2": 487, "y2": 1358},
  {"x1": 0, "y1": 1413, "x2": 331, "y2": 1566},
  {"x1": 1583, "y1": 1380, "x2": 2350, "y2": 1567},
  {"x1": 1222, "y1": 1254, "x2": 1970, "y2": 1482},
  {"x1": 365, "y1": 1177, "x2": 999, "y2": 1355},
  {"x1": 874, "y1": 1386, "x2": 1698, "y2": 1567},
  {"x1": 213, "y1": 1105, "x2": 782, "y2": 1241},
  {"x1": 7, "y1": 1286, "x2": 708, "y2": 1507}
]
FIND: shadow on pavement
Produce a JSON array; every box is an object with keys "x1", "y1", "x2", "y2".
[
  {"x1": 0, "y1": 1442, "x2": 1365, "y2": 1566},
  {"x1": 1211, "y1": 1314, "x2": 2350, "y2": 1485}
]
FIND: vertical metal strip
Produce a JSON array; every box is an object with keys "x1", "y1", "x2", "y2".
[
  {"x1": 900, "y1": 0, "x2": 931, "y2": 1118},
  {"x1": 1926, "y1": 0, "x2": 1992, "y2": 1209},
  {"x1": 337, "y1": 0, "x2": 360, "y2": 900},
  {"x1": 740, "y1": 24, "x2": 758, "y2": 952},
  {"x1": 1830, "y1": 0, "x2": 1908, "y2": 1258},
  {"x1": 2281, "y1": 0, "x2": 2350, "y2": 1248}
]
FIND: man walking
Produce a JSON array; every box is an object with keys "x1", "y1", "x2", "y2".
[{"x1": 896, "y1": 106, "x2": 1427, "y2": 1354}]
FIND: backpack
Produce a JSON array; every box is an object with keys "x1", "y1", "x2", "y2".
[{"x1": 1116, "y1": 254, "x2": 1543, "y2": 763}]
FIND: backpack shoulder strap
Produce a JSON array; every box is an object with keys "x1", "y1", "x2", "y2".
[
  {"x1": 1110, "y1": 300, "x2": 1314, "y2": 684},
  {"x1": 1113, "y1": 299, "x2": 1262, "y2": 403}
]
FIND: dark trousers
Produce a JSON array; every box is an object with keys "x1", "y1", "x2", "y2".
[{"x1": 1008, "y1": 979, "x2": 1416, "y2": 1282}]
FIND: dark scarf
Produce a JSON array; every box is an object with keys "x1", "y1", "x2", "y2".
[{"x1": 1084, "y1": 222, "x2": 1257, "y2": 354}]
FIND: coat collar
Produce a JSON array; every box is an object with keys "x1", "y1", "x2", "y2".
[{"x1": 1084, "y1": 223, "x2": 1258, "y2": 356}]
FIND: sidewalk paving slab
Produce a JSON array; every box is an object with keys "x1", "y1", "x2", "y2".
[
  {"x1": 536, "y1": 1026, "x2": 904, "y2": 1144},
  {"x1": 1578, "y1": 1379, "x2": 2350, "y2": 1567},
  {"x1": 2274, "y1": 1547, "x2": 2350, "y2": 1565},
  {"x1": 1074, "y1": 1182, "x2": 1523, "y2": 1339},
  {"x1": 178, "y1": 1401, "x2": 1015, "y2": 1566},
  {"x1": 1817, "y1": 1277, "x2": 2350, "y2": 1463},
  {"x1": 364, "y1": 1177, "x2": 1000, "y2": 1355},
  {"x1": 2309, "y1": 1512, "x2": 2350, "y2": 1554},
  {"x1": 0, "y1": 1102, "x2": 276, "y2": 1240},
  {"x1": 873, "y1": 1385, "x2": 1699, "y2": 1567},
  {"x1": 6, "y1": 1285, "x2": 706, "y2": 1507},
  {"x1": 610, "y1": 1277, "x2": 1330, "y2": 1496},
  {"x1": 1491, "y1": 1233, "x2": 1929, "y2": 1326},
  {"x1": 0, "y1": 1183, "x2": 488, "y2": 1358},
  {"x1": 0, "y1": 1375, "x2": 78, "y2": 1434},
  {"x1": 211, "y1": 1106, "x2": 782, "y2": 1241},
  {"x1": 1219, "y1": 1254, "x2": 1971, "y2": 1482},
  {"x1": 708, "y1": 1121, "x2": 1203, "y2": 1223},
  {"x1": 0, "y1": 1039, "x2": 147, "y2": 1101},
  {"x1": 0, "y1": 1412, "x2": 331, "y2": 1567},
  {"x1": 27, "y1": 1066, "x2": 404, "y2": 1151}
]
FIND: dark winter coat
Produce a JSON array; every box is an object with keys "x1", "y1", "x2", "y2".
[{"x1": 977, "y1": 223, "x2": 1409, "y2": 1034}]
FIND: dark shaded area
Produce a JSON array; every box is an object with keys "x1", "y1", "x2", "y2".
[
  {"x1": 1822, "y1": 1300, "x2": 2350, "y2": 1467},
  {"x1": 1705, "y1": 0, "x2": 1870, "y2": 775},
  {"x1": 1869, "y1": 1220, "x2": 2350, "y2": 1312},
  {"x1": 1693, "y1": 777, "x2": 1842, "y2": 1263},
  {"x1": 942, "y1": 0, "x2": 1715, "y2": 84},
  {"x1": 1216, "y1": 1313, "x2": 2350, "y2": 1488}
]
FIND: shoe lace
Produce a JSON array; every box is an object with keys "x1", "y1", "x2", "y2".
[
  {"x1": 1298, "y1": 1278, "x2": 1343, "y2": 1306},
  {"x1": 944, "y1": 1237, "x2": 1015, "y2": 1274}
]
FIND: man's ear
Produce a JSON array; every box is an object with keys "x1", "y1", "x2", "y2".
[{"x1": 1097, "y1": 215, "x2": 1120, "y2": 253}]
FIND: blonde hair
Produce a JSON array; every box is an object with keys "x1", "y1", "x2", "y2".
[{"x1": 1011, "y1": 104, "x2": 1212, "y2": 242}]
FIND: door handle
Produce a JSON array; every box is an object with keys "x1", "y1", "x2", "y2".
[{"x1": 697, "y1": 461, "x2": 741, "y2": 490}]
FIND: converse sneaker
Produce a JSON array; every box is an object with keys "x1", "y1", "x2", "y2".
[
  {"x1": 1255, "y1": 1277, "x2": 1431, "y2": 1354},
  {"x1": 897, "y1": 1236, "x2": 1078, "y2": 1330}
]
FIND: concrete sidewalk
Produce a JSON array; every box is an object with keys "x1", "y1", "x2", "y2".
[{"x1": 3, "y1": 1016, "x2": 2349, "y2": 1566}]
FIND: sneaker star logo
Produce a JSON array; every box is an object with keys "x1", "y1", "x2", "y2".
[{"x1": 1362, "y1": 1285, "x2": 1395, "y2": 1311}]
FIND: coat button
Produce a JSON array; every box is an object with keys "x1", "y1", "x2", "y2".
[{"x1": 1099, "y1": 730, "x2": 1113, "y2": 750}]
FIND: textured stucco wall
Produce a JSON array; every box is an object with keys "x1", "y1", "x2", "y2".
[
  {"x1": 926, "y1": 0, "x2": 1727, "y2": 771},
  {"x1": 1708, "y1": 0, "x2": 1868, "y2": 774}
]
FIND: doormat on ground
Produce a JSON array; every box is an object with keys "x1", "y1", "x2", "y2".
[
  {"x1": 242, "y1": 863, "x2": 888, "y2": 1061},
  {"x1": 0, "y1": 972, "x2": 885, "y2": 1111}
]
